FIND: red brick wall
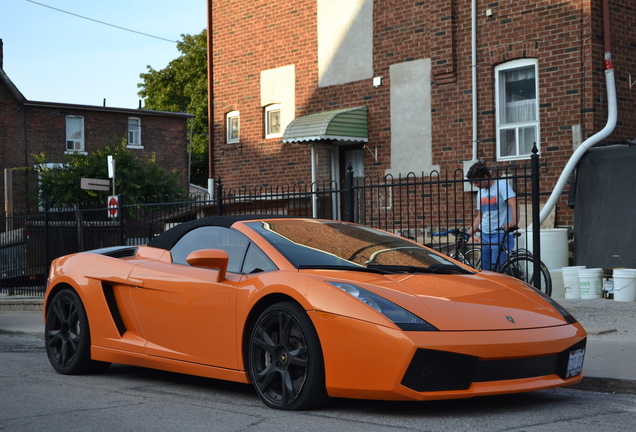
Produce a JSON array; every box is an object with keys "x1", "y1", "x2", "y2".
[
  {"x1": 0, "y1": 82, "x2": 30, "y2": 210},
  {"x1": 211, "y1": 0, "x2": 317, "y2": 187},
  {"x1": 211, "y1": 0, "x2": 636, "y2": 226},
  {"x1": 20, "y1": 107, "x2": 189, "y2": 176}
]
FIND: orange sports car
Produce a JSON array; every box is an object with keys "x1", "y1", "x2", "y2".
[{"x1": 44, "y1": 216, "x2": 586, "y2": 410}]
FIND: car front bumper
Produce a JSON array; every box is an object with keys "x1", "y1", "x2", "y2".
[{"x1": 311, "y1": 311, "x2": 587, "y2": 401}]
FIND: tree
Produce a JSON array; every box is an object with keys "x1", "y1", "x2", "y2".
[
  {"x1": 138, "y1": 30, "x2": 208, "y2": 187},
  {"x1": 34, "y1": 137, "x2": 185, "y2": 208}
]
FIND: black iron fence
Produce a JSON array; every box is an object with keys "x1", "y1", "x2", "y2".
[{"x1": 1, "y1": 151, "x2": 544, "y2": 297}]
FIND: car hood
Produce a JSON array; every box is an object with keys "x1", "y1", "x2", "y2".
[{"x1": 316, "y1": 270, "x2": 567, "y2": 331}]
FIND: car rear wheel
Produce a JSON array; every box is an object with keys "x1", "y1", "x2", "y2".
[
  {"x1": 248, "y1": 302, "x2": 327, "y2": 410},
  {"x1": 45, "y1": 288, "x2": 110, "y2": 375}
]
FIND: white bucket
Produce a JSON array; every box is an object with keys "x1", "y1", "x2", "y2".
[
  {"x1": 562, "y1": 266, "x2": 586, "y2": 299},
  {"x1": 578, "y1": 268, "x2": 603, "y2": 299},
  {"x1": 551, "y1": 269, "x2": 565, "y2": 299},
  {"x1": 518, "y1": 228, "x2": 569, "y2": 271},
  {"x1": 612, "y1": 268, "x2": 636, "y2": 302}
]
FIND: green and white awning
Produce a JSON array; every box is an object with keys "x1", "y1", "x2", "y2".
[{"x1": 282, "y1": 106, "x2": 368, "y2": 144}]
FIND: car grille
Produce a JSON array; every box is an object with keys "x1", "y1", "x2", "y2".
[
  {"x1": 401, "y1": 339, "x2": 587, "y2": 392},
  {"x1": 401, "y1": 349, "x2": 478, "y2": 391}
]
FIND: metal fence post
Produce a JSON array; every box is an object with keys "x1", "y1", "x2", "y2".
[
  {"x1": 44, "y1": 199, "x2": 50, "y2": 283},
  {"x1": 531, "y1": 144, "x2": 542, "y2": 290},
  {"x1": 346, "y1": 163, "x2": 355, "y2": 223},
  {"x1": 118, "y1": 194, "x2": 125, "y2": 246},
  {"x1": 216, "y1": 177, "x2": 223, "y2": 216}
]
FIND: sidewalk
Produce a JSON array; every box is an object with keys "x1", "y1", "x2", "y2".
[{"x1": 1, "y1": 294, "x2": 635, "y2": 395}]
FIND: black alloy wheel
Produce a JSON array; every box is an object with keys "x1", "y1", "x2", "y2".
[
  {"x1": 45, "y1": 288, "x2": 110, "y2": 374},
  {"x1": 248, "y1": 302, "x2": 327, "y2": 410}
]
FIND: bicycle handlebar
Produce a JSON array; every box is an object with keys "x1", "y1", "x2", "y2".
[
  {"x1": 496, "y1": 226, "x2": 521, "y2": 237},
  {"x1": 432, "y1": 229, "x2": 471, "y2": 241},
  {"x1": 434, "y1": 226, "x2": 520, "y2": 239}
]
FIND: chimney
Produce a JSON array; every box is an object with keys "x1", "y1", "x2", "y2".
[{"x1": 0, "y1": 38, "x2": 3, "y2": 69}]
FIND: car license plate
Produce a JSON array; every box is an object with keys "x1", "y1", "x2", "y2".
[{"x1": 566, "y1": 348, "x2": 585, "y2": 378}]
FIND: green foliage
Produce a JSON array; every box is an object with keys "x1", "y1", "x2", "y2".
[
  {"x1": 138, "y1": 30, "x2": 209, "y2": 186},
  {"x1": 34, "y1": 137, "x2": 185, "y2": 208}
]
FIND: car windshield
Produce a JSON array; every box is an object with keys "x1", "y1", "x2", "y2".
[{"x1": 245, "y1": 220, "x2": 460, "y2": 272}]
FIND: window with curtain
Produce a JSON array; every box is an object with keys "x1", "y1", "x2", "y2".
[
  {"x1": 495, "y1": 59, "x2": 539, "y2": 160},
  {"x1": 264, "y1": 104, "x2": 282, "y2": 138}
]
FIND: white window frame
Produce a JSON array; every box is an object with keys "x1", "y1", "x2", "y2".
[
  {"x1": 264, "y1": 104, "x2": 282, "y2": 139},
  {"x1": 495, "y1": 58, "x2": 539, "y2": 161},
  {"x1": 65, "y1": 115, "x2": 85, "y2": 153},
  {"x1": 226, "y1": 111, "x2": 240, "y2": 144},
  {"x1": 128, "y1": 117, "x2": 142, "y2": 148}
]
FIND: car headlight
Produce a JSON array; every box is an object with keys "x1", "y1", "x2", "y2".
[{"x1": 328, "y1": 282, "x2": 438, "y2": 331}]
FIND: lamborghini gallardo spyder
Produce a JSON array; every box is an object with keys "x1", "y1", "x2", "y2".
[{"x1": 44, "y1": 216, "x2": 586, "y2": 410}]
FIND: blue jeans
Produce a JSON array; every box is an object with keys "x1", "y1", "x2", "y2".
[{"x1": 481, "y1": 232, "x2": 514, "y2": 271}]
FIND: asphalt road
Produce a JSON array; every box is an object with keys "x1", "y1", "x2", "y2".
[{"x1": 2, "y1": 334, "x2": 636, "y2": 432}]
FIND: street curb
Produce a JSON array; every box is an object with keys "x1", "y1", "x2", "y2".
[
  {"x1": 0, "y1": 299, "x2": 43, "y2": 311},
  {"x1": 571, "y1": 376, "x2": 636, "y2": 396}
]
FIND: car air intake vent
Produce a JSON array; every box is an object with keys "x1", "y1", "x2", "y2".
[
  {"x1": 83, "y1": 246, "x2": 139, "y2": 259},
  {"x1": 401, "y1": 349, "x2": 478, "y2": 392},
  {"x1": 99, "y1": 247, "x2": 138, "y2": 259}
]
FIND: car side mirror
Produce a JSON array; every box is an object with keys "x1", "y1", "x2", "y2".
[{"x1": 186, "y1": 249, "x2": 229, "y2": 282}]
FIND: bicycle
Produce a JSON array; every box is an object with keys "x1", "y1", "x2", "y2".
[
  {"x1": 433, "y1": 227, "x2": 552, "y2": 296},
  {"x1": 431, "y1": 228, "x2": 481, "y2": 269}
]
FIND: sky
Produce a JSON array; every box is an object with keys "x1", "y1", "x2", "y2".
[{"x1": 1, "y1": 0, "x2": 207, "y2": 109}]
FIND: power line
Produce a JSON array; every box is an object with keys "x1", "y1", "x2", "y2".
[{"x1": 25, "y1": 0, "x2": 206, "y2": 50}]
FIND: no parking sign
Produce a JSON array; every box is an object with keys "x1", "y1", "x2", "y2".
[{"x1": 107, "y1": 195, "x2": 119, "y2": 218}]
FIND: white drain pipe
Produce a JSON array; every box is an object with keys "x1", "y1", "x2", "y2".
[
  {"x1": 471, "y1": 0, "x2": 478, "y2": 162},
  {"x1": 538, "y1": 0, "x2": 617, "y2": 225}
]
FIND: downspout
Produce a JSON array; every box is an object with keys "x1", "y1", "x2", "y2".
[
  {"x1": 538, "y1": 0, "x2": 617, "y2": 225},
  {"x1": 206, "y1": 1, "x2": 215, "y2": 198},
  {"x1": 471, "y1": 0, "x2": 478, "y2": 161}
]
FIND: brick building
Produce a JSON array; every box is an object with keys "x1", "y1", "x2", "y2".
[
  {"x1": 208, "y1": 0, "x2": 636, "y2": 227},
  {"x1": 0, "y1": 40, "x2": 194, "y2": 213}
]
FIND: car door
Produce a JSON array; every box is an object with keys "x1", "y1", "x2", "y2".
[{"x1": 128, "y1": 226, "x2": 250, "y2": 369}]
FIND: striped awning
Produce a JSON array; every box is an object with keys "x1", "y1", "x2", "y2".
[{"x1": 282, "y1": 106, "x2": 368, "y2": 144}]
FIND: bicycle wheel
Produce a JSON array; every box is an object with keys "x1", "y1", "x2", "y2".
[
  {"x1": 450, "y1": 250, "x2": 478, "y2": 268},
  {"x1": 463, "y1": 249, "x2": 481, "y2": 269},
  {"x1": 499, "y1": 252, "x2": 552, "y2": 296}
]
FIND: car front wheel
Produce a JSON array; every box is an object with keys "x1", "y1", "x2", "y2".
[
  {"x1": 45, "y1": 288, "x2": 110, "y2": 375},
  {"x1": 248, "y1": 302, "x2": 327, "y2": 410}
]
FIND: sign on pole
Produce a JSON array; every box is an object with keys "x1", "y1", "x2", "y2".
[
  {"x1": 107, "y1": 195, "x2": 119, "y2": 218},
  {"x1": 81, "y1": 178, "x2": 110, "y2": 191},
  {"x1": 107, "y1": 155, "x2": 116, "y2": 195},
  {"x1": 107, "y1": 156, "x2": 115, "y2": 179}
]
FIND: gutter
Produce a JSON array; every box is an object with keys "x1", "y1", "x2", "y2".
[{"x1": 538, "y1": 0, "x2": 617, "y2": 225}]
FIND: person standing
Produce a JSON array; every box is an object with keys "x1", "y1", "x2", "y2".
[{"x1": 465, "y1": 162, "x2": 517, "y2": 271}]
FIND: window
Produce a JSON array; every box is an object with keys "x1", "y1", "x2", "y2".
[
  {"x1": 170, "y1": 226, "x2": 276, "y2": 274},
  {"x1": 226, "y1": 111, "x2": 240, "y2": 143},
  {"x1": 128, "y1": 117, "x2": 141, "y2": 147},
  {"x1": 65, "y1": 116, "x2": 84, "y2": 152},
  {"x1": 264, "y1": 104, "x2": 282, "y2": 138},
  {"x1": 495, "y1": 59, "x2": 539, "y2": 160}
]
